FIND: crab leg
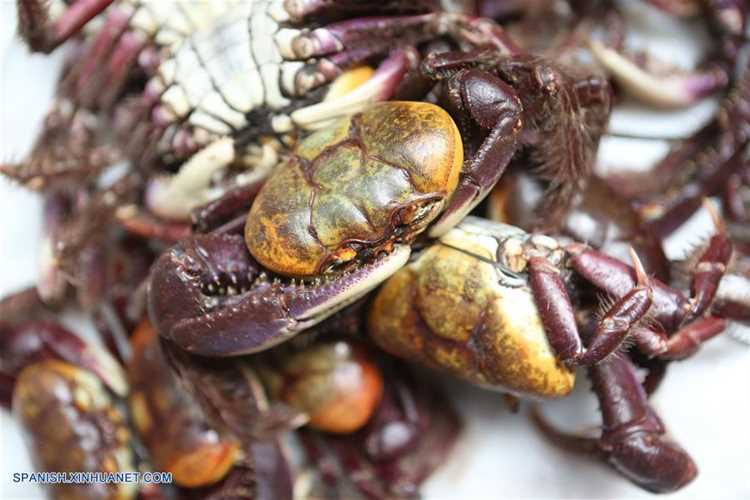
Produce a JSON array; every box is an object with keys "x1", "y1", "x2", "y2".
[
  {"x1": 567, "y1": 211, "x2": 735, "y2": 359},
  {"x1": 641, "y1": 141, "x2": 748, "y2": 238},
  {"x1": 588, "y1": 40, "x2": 729, "y2": 108},
  {"x1": 643, "y1": 0, "x2": 701, "y2": 16},
  {"x1": 191, "y1": 181, "x2": 267, "y2": 234},
  {"x1": 419, "y1": 49, "x2": 529, "y2": 236},
  {"x1": 687, "y1": 207, "x2": 734, "y2": 319},
  {"x1": 532, "y1": 352, "x2": 697, "y2": 493},
  {"x1": 278, "y1": 0, "x2": 438, "y2": 22},
  {"x1": 428, "y1": 69, "x2": 522, "y2": 236},
  {"x1": 17, "y1": 0, "x2": 117, "y2": 53},
  {"x1": 527, "y1": 250, "x2": 653, "y2": 366},
  {"x1": 281, "y1": 14, "x2": 439, "y2": 60}
]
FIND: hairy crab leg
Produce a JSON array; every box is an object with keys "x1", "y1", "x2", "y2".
[
  {"x1": 532, "y1": 352, "x2": 697, "y2": 493},
  {"x1": 567, "y1": 214, "x2": 737, "y2": 359},
  {"x1": 527, "y1": 249, "x2": 654, "y2": 366},
  {"x1": 17, "y1": 0, "x2": 117, "y2": 53}
]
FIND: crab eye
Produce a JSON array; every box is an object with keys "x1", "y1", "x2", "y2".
[{"x1": 494, "y1": 261, "x2": 526, "y2": 288}]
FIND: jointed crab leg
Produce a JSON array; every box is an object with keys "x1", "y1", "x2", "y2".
[
  {"x1": 532, "y1": 352, "x2": 697, "y2": 493},
  {"x1": 426, "y1": 66, "x2": 523, "y2": 236},
  {"x1": 567, "y1": 218, "x2": 734, "y2": 360},
  {"x1": 528, "y1": 249, "x2": 654, "y2": 366},
  {"x1": 17, "y1": 0, "x2": 117, "y2": 53}
]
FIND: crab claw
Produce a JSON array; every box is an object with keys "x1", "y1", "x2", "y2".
[{"x1": 148, "y1": 233, "x2": 409, "y2": 356}]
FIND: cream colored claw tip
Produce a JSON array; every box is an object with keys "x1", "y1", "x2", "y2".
[{"x1": 628, "y1": 246, "x2": 649, "y2": 287}]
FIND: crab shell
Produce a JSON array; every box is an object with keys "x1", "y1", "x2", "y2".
[
  {"x1": 245, "y1": 101, "x2": 463, "y2": 278},
  {"x1": 13, "y1": 360, "x2": 136, "y2": 499},
  {"x1": 368, "y1": 217, "x2": 575, "y2": 398},
  {"x1": 257, "y1": 339, "x2": 384, "y2": 434},
  {"x1": 127, "y1": 320, "x2": 240, "y2": 488}
]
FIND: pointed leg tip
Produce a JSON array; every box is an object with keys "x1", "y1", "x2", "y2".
[
  {"x1": 702, "y1": 198, "x2": 725, "y2": 233},
  {"x1": 628, "y1": 247, "x2": 649, "y2": 287}
]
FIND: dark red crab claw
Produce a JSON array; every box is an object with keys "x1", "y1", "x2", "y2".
[{"x1": 147, "y1": 233, "x2": 409, "y2": 356}]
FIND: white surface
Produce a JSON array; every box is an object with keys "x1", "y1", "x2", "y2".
[{"x1": 0, "y1": 2, "x2": 749, "y2": 499}]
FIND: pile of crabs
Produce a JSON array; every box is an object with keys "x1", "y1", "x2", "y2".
[{"x1": 2, "y1": 0, "x2": 750, "y2": 498}]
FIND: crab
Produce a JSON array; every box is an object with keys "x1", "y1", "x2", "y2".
[
  {"x1": 159, "y1": 320, "x2": 462, "y2": 500},
  {"x1": 366, "y1": 215, "x2": 747, "y2": 491},
  {"x1": 149, "y1": 41, "x2": 612, "y2": 354},
  {"x1": 2, "y1": 288, "x2": 459, "y2": 499}
]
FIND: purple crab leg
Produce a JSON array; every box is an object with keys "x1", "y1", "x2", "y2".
[
  {"x1": 527, "y1": 250, "x2": 654, "y2": 366},
  {"x1": 17, "y1": 0, "x2": 117, "y2": 53},
  {"x1": 427, "y1": 67, "x2": 523, "y2": 236},
  {"x1": 532, "y1": 352, "x2": 697, "y2": 493}
]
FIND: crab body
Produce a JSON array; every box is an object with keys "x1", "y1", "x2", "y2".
[
  {"x1": 13, "y1": 360, "x2": 136, "y2": 500},
  {"x1": 369, "y1": 217, "x2": 575, "y2": 398},
  {"x1": 246, "y1": 101, "x2": 463, "y2": 277}
]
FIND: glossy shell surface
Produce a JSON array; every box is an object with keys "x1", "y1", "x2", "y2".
[
  {"x1": 13, "y1": 360, "x2": 136, "y2": 499},
  {"x1": 259, "y1": 340, "x2": 383, "y2": 433},
  {"x1": 368, "y1": 217, "x2": 575, "y2": 398},
  {"x1": 246, "y1": 101, "x2": 463, "y2": 277}
]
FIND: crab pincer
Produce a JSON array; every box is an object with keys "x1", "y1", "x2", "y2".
[{"x1": 148, "y1": 232, "x2": 408, "y2": 356}]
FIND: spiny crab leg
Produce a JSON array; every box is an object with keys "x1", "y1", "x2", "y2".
[
  {"x1": 17, "y1": 0, "x2": 117, "y2": 53},
  {"x1": 148, "y1": 234, "x2": 410, "y2": 356},
  {"x1": 532, "y1": 352, "x2": 697, "y2": 493},
  {"x1": 588, "y1": 40, "x2": 729, "y2": 108},
  {"x1": 568, "y1": 208, "x2": 734, "y2": 360},
  {"x1": 528, "y1": 248, "x2": 653, "y2": 365}
]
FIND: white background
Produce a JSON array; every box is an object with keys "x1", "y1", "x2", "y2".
[{"x1": 1, "y1": 1, "x2": 749, "y2": 499}]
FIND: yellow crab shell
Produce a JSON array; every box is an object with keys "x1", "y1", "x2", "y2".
[
  {"x1": 368, "y1": 217, "x2": 575, "y2": 398},
  {"x1": 245, "y1": 101, "x2": 463, "y2": 277}
]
